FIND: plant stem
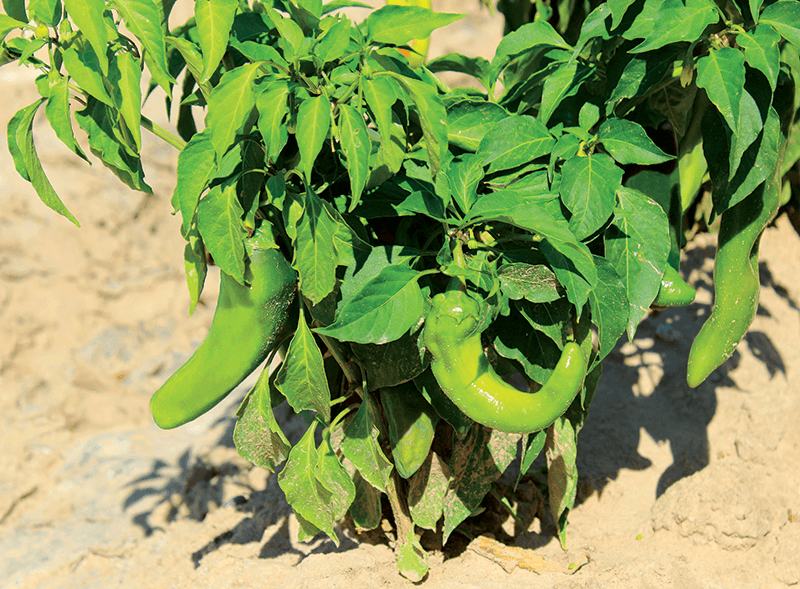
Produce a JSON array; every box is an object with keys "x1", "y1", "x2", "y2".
[{"x1": 140, "y1": 115, "x2": 187, "y2": 151}]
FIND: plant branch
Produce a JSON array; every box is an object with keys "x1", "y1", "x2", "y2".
[{"x1": 140, "y1": 116, "x2": 187, "y2": 151}]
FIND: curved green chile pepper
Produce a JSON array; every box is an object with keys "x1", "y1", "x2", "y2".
[
  {"x1": 423, "y1": 291, "x2": 587, "y2": 433},
  {"x1": 150, "y1": 239, "x2": 297, "y2": 429},
  {"x1": 685, "y1": 172, "x2": 779, "y2": 387},
  {"x1": 653, "y1": 265, "x2": 696, "y2": 307},
  {"x1": 379, "y1": 382, "x2": 439, "y2": 479}
]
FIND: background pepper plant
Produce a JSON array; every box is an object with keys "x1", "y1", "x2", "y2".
[{"x1": 3, "y1": 0, "x2": 800, "y2": 581}]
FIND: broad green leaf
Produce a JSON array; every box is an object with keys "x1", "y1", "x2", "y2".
[
  {"x1": 182, "y1": 218, "x2": 207, "y2": 316},
  {"x1": 315, "y1": 15, "x2": 351, "y2": 64},
  {"x1": 446, "y1": 99, "x2": 509, "y2": 151},
  {"x1": 350, "y1": 329, "x2": 427, "y2": 391},
  {"x1": 608, "y1": 0, "x2": 636, "y2": 29},
  {"x1": 63, "y1": 0, "x2": 109, "y2": 74},
  {"x1": 737, "y1": 25, "x2": 781, "y2": 90},
  {"x1": 322, "y1": 0, "x2": 372, "y2": 14},
  {"x1": 205, "y1": 62, "x2": 263, "y2": 158},
  {"x1": 325, "y1": 201, "x2": 370, "y2": 267},
  {"x1": 274, "y1": 310, "x2": 332, "y2": 422},
  {"x1": 362, "y1": 75, "x2": 400, "y2": 150},
  {"x1": 727, "y1": 87, "x2": 765, "y2": 182},
  {"x1": 74, "y1": 99, "x2": 152, "y2": 192},
  {"x1": 516, "y1": 430, "x2": 547, "y2": 489},
  {"x1": 45, "y1": 76, "x2": 90, "y2": 162},
  {"x1": 292, "y1": 186, "x2": 339, "y2": 303},
  {"x1": 233, "y1": 367, "x2": 290, "y2": 472},
  {"x1": 597, "y1": 119, "x2": 674, "y2": 165},
  {"x1": 447, "y1": 153, "x2": 484, "y2": 215},
  {"x1": 627, "y1": 0, "x2": 719, "y2": 54},
  {"x1": 364, "y1": 5, "x2": 463, "y2": 45},
  {"x1": 337, "y1": 104, "x2": 370, "y2": 211},
  {"x1": 8, "y1": 100, "x2": 80, "y2": 226},
  {"x1": 477, "y1": 115, "x2": 555, "y2": 173},
  {"x1": 316, "y1": 427, "x2": 356, "y2": 522},
  {"x1": 341, "y1": 393, "x2": 393, "y2": 493},
  {"x1": 278, "y1": 425, "x2": 341, "y2": 544},
  {"x1": 573, "y1": 3, "x2": 612, "y2": 52},
  {"x1": 546, "y1": 416, "x2": 579, "y2": 549},
  {"x1": 759, "y1": 1, "x2": 800, "y2": 48},
  {"x1": 349, "y1": 471, "x2": 382, "y2": 530},
  {"x1": 197, "y1": 179, "x2": 246, "y2": 283},
  {"x1": 337, "y1": 245, "x2": 419, "y2": 306},
  {"x1": 539, "y1": 61, "x2": 594, "y2": 124},
  {"x1": 385, "y1": 71, "x2": 447, "y2": 176},
  {"x1": 263, "y1": 6, "x2": 305, "y2": 57},
  {"x1": 108, "y1": 51, "x2": 142, "y2": 151},
  {"x1": 606, "y1": 51, "x2": 677, "y2": 111},
  {"x1": 172, "y1": 129, "x2": 217, "y2": 233},
  {"x1": 498, "y1": 263, "x2": 561, "y2": 303},
  {"x1": 493, "y1": 304, "x2": 565, "y2": 384},
  {"x1": 540, "y1": 240, "x2": 594, "y2": 318},
  {"x1": 489, "y1": 20, "x2": 572, "y2": 87},
  {"x1": 195, "y1": 0, "x2": 238, "y2": 83},
  {"x1": 604, "y1": 186, "x2": 671, "y2": 338},
  {"x1": 588, "y1": 256, "x2": 629, "y2": 361},
  {"x1": 397, "y1": 527, "x2": 429, "y2": 582},
  {"x1": 315, "y1": 264, "x2": 424, "y2": 345},
  {"x1": 696, "y1": 47, "x2": 746, "y2": 137},
  {"x1": 560, "y1": 153, "x2": 622, "y2": 240},
  {"x1": 165, "y1": 35, "x2": 205, "y2": 83},
  {"x1": 296, "y1": 94, "x2": 332, "y2": 182},
  {"x1": 27, "y1": 0, "x2": 60, "y2": 26},
  {"x1": 443, "y1": 426, "x2": 520, "y2": 542},
  {"x1": 408, "y1": 452, "x2": 450, "y2": 531},
  {"x1": 0, "y1": 15, "x2": 26, "y2": 42},
  {"x1": 426, "y1": 52, "x2": 491, "y2": 91},
  {"x1": 256, "y1": 80, "x2": 290, "y2": 163},
  {"x1": 111, "y1": 0, "x2": 174, "y2": 94},
  {"x1": 1, "y1": 0, "x2": 26, "y2": 23},
  {"x1": 61, "y1": 43, "x2": 113, "y2": 106}
]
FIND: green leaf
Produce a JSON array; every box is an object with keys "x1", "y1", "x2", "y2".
[
  {"x1": 408, "y1": 452, "x2": 450, "y2": 531},
  {"x1": 183, "y1": 218, "x2": 207, "y2": 316},
  {"x1": 539, "y1": 61, "x2": 594, "y2": 125},
  {"x1": 397, "y1": 527, "x2": 429, "y2": 583},
  {"x1": 337, "y1": 104, "x2": 370, "y2": 211},
  {"x1": 498, "y1": 263, "x2": 561, "y2": 303},
  {"x1": 362, "y1": 75, "x2": 400, "y2": 151},
  {"x1": 315, "y1": 15, "x2": 351, "y2": 64},
  {"x1": 256, "y1": 80, "x2": 290, "y2": 163},
  {"x1": 233, "y1": 367, "x2": 290, "y2": 472},
  {"x1": 292, "y1": 186, "x2": 339, "y2": 304},
  {"x1": 0, "y1": 15, "x2": 25, "y2": 42},
  {"x1": 385, "y1": 71, "x2": 447, "y2": 176},
  {"x1": 316, "y1": 427, "x2": 356, "y2": 522},
  {"x1": 608, "y1": 0, "x2": 636, "y2": 29},
  {"x1": 560, "y1": 153, "x2": 622, "y2": 240},
  {"x1": 296, "y1": 94, "x2": 332, "y2": 182},
  {"x1": 274, "y1": 310, "x2": 332, "y2": 423},
  {"x1": 111, "y1": 0, "x2": 174, "y2": 95},
  {"x1": 350, "y1": 330, "x2": 427, "y2": 391},
  {"x1": 626, "y1": 0, "x2": 719, "y2": 54},
  {"x1": 540, "y1": 241, "x2": 593, "y2": 317},
  {"x1": 696, "y1": 47, "x2": 746, "y2": 137},
  {"x1": 165, "y1": 35, "x2": 205, "y2": 84},
  {"x1": 63, "y1": 0, "x2": 109, "y2": 74},
  {"x1": 205, "y1": 62, "x2": 263, "y2": 158},
  {"x1": 546, "y1": 416, "x2": 579, "y2": 549},
  {"x1": 516, "y1": 430, "x2": 546, "y2": 488},
  {"x1": 447, "y1": 153, "x2": 484, "y2": 215},
  {"x1": 489, "y1": 20, "x2": 572, "y2": 87},
  {"x1": 8, "y1": 100, "x2": 80, "y2": 226},
  {"x1": 197, "y1": 178, "x2": 246, "y2": 283},
  {"x1": 588, "y1": 256, "x2": 629, "y2": 361},
  {"x1": 61, "y1": 42, "x2": 113, "y2": 106},
  {"x1": 27, "y1": 0, "x2": 60, "y2": 26},
  {"x1": 606, "y1": 51, "x2": 677, "y2": 111},
  {"x1": 315, "y1": 265, "x2": 424, "y2": 345},
  {"x1": 477, "y1": 114, "x2": 555, "y2": 173},
  {"x1": 108, "y1": 51, "x2": 142, "y2": 151},
  {"x1": 74, "y1": 99, "x2": 152, "y2": 193},
  {"x1": 493, "y1": 304, "x2": 565, "y2": 384},
  {"x1": 446, "y1": 99, "x2": 509, "y2": 152},
  {"x1": 172, "y1": 129, "x2": 217, "y2": 234},
  {"x1": 341, "y1": 393, "x2": 393, "y2": 493},
  {"x1": 45, "y1": 76, "x2": 89, "y2": 162},
  {"x1": 195, "y1": 0, "x2": 238, "y2": 84},
  {"x1": 604, "y1": 186, "x2": 671, "y2": 338},
  {"x1": 597, "y1": 119, "x2": 674, "y2": 165},
  {"x1": 737, "y1": 25, "x2": 781, "y2": 90},
  {"x1": 1, "y1": 1, "x2": 26, "y2": 23},
  {"x1": 426, "y1": 52, "x2": 491, "y2": 91},
  {"x1": 759, "y1": 1, "x2": 800, "y2": 48},
  {"x1": 364, "y1": 5, "x2": 463, "y2": 45},
  {"x1": 349, "y1": 470, "x2": 382, "y2": 530},
  {"x1": 443, "y1": 426, "x2": 520, "y2": 542},
  {"x1": 278, "y1": 425, "x2": 341, "y2": 544},
  {"x1": 263, "y1": 6, "x2": 305, "y2": 59}
]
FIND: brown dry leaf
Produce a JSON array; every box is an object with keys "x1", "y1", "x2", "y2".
[{"x1": 467, "y1": 535, "x2": 589, "y2": 574}]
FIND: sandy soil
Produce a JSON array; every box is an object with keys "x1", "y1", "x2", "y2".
[{"x1": 2, "y1": 2, "x2": 800, "y2": 587}]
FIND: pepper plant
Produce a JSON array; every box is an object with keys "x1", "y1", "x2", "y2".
[{"x1": 3, "y1": 0, "x2": 800, "y2": 581}]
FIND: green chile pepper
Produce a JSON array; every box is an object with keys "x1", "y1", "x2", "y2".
[
  {"x1": 653, "y1": 265, "x2": 696, "y2": 307},
  {"x1": 379, "y1": 383, "x2": 439, "y2": 479},
  {"x1": 685, "y1": 172, "x2": 778, "y2": 387},
  {"x1": 150, "y1": 235, "x2": 297, "y2": 429},
  {"x1": 423, "y1": 291, "x2": 587, "y2": 433}
]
